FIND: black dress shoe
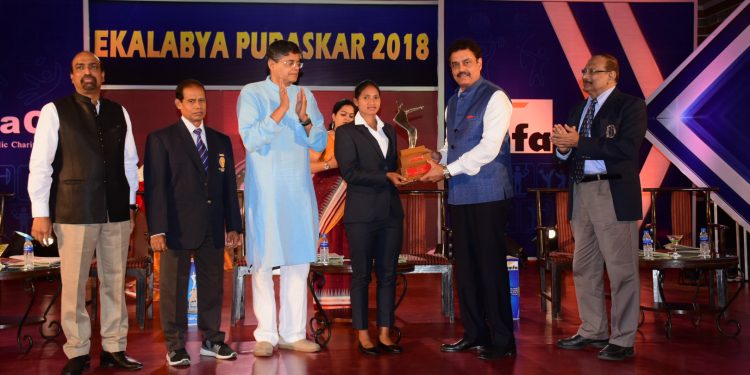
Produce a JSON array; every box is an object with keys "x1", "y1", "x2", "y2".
[
  {"x1": 377, "y1": 340, "x2": 403, "y2": 354},
  {"x1": 598, "y1": 344, "x2": 635, "y2": 361},
  {"x1": 477, "y1": 346, "x2": 516, "y2": 360},
  {"x1": 556, "y1": 335, "x2": 609, "y2": 350},
  {"x1": 61, "y1": 355, "x2": 90, "y2": 375},
  {"x1": 440, "y1": 339, "x2": 485, "y2": 353},
  {"x1": 100, "y1": 351, "x2": 143, "y2": 371},
  {"x1": 358, "y1": 342, "x2": 380, "y2": 356}
]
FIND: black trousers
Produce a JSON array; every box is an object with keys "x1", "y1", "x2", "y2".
[
  {"x1": 345, "y1": 217, "x2": 403, "y2": 330},
  {"x1": 449, "y1": 199, "x2": 515, "y2": 349},
  {"x1": 160, "y1": 233, "x2": 225, "y2": 351}
]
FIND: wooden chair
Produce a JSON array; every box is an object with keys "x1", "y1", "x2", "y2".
[
  {"x1": 89, "y1": 208, "x2": 154, "y2": 329},
  {"x1": 231, "y1": 190, "x2": 251, "y2": 325},
  {"x1": 0, "y1": 193, "x2": 12, "y2": 243},
  {"x1": 399, "y1": 189, "x2": 454, "y2": 322},
  {"x1": 644, "y1": 187, "x2": 722, "y2": 286},
  {"x1": 529, "y1": 188, "x2": 574, "y2": 319}
]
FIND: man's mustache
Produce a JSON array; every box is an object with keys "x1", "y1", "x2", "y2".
[
  {"x1": 81, "y1": 75, "x2": 98, "y2": 85},
  {"x1": 457, "y1": 72, "x2": 471, "y2": 78}
]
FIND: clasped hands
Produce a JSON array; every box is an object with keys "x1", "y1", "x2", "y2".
[
  {"x1": 275, "y1": 84, "x2": 310, "y2": 125},
  {"x1": 550, "y1": 124, "x2": 580, "y2": 153}
]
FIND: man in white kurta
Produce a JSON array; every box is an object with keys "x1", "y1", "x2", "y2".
[{"x1": 237, "y1": 40, "x2": 327, "y2": 357}]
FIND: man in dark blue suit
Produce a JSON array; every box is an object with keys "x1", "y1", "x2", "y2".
[
  {"x1": 144, "y1": 79, "x2": 242, "y2": 367},
  {"x1": 552, "y1": 54, "x2": 647, "y2": 361}
]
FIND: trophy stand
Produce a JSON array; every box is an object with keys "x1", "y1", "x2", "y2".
[{"x1": 394, "y1": 101, "x2": 431, "y2": 181}]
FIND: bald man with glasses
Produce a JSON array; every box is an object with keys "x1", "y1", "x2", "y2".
[{"x1": 551, "y1": 54, "x2": 647, "y2": 361}]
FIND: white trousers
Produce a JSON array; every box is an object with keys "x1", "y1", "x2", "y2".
[{"x1": 252, "y1": 263, "x2": 310, "y2": 345}]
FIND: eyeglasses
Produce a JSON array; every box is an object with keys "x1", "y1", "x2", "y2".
[
  {"x1": 450, "y1": 58, "x2": 476, "y2": 70},
  {"x1": 277, "y1": 60, "x2": 304, "y2": 68},
  {"x1": 581, "y1": 68, "x2": 610, "y2": 75}
]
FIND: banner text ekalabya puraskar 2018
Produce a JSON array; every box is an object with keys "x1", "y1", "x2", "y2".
[{"x1": 88, "y1": 1, "x2": 438, "y2": 87}]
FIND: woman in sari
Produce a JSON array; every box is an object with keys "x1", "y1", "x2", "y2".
[{"x1": 310, "y1": 99, "x2": 356, "y2": 306}]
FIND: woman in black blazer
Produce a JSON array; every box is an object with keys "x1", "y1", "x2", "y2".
[{"x1": 334, "y1": 80, "x2": 408, "y2": 355}]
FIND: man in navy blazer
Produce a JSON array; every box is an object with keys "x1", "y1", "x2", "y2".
[
  {"x1": 551, "y1": 54, "x2": 647, "y2": 361},
  {"x1": 144, "y1": 79, "x2": 242, "y2": 367}
]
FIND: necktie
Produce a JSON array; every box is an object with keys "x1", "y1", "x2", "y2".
[
  {"x1": 573, "y1": 98, "x2": 597, "y2": 183},
  {"x1": 194, "y1": 128, "x2": 208, "y2": 171}
]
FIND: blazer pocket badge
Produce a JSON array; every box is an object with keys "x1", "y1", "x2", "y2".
[
  {"x1": 605, "y1": 124, "x2": 617, "y2": 138},
  {"x1": 218, "y1": 153, "x2": 226, "y2": 172}
]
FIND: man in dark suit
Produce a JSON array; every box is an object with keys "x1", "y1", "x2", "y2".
[
  {"x1": 144, "y1": 79, "x2": 242, "y2": 367},
  {"x1": 551, "y1": 54, "x2": 647, "y2": 361}
]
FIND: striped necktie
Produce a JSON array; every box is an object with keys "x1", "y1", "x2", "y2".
[
  {"x1": 194, "y1": 128, "x2": 208, "y2": 171},
  {"x1": 573, "y1": 98, "x2": 597, "y2": 183}
]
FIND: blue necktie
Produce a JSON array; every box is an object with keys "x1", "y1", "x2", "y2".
[
  {"x1": 194, "y1": 128, "x2": 208, "y2": 171},
  {"x1": 573, "y1": 98, "x2": 597, "y2": 183}
]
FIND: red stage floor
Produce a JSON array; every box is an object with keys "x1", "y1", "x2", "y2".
[{"x1": 1, "y1": 262, "x2": 748, "y2": 374}]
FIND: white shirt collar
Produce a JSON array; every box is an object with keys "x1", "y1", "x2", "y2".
[
  {"x1": 354, "y1": 112, "x2": 384, "y2": 130},
  {"x1": 182, "y1": 117, "x2": 205, "y2": 134},
  {"x1": 590, "y1": 85, "x2": 616, "y2": 106}
]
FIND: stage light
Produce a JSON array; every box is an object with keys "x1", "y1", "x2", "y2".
[{"x1": 547, "y1": 228, "x2": 557, "y2": 240}]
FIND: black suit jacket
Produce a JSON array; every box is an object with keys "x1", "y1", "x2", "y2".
[
  {"x1": 558, "y1": 88, "x2": 647, "y2": 221},
  {"x1": 334, "y1": 122, "x2": 404, "y2": 223},
  {"x1": 144, "y1": 120, "x2": 242, "y2": 250}
]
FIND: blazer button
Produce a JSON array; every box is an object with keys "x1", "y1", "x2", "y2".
[
  {"x1": 450, "y1": 145, "x2": 455, "y2": 149},
  {"x1": 454, "y1": 129, "x2": 458, "y2": 132},
  {"x1": 207, "y1": 199, "x2": 212, "y2": 204}
]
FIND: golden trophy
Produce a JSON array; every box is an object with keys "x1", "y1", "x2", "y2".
[{"x1": 394, "y1": 101, "x2": 431, "y2": 180}]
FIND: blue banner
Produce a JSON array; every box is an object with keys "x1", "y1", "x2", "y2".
[{"x1": 89, "y1": 0, "x2": 438, "y2": 87}]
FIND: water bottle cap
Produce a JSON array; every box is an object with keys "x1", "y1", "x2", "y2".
[
  {"x1": 701, "y1": 227, "x2": 706, "y2": 231},
  {"x1": 15, "y1": 231, "x2": 34, "y2": 242}
]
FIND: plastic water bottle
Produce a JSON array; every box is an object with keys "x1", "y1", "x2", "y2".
[
  {"x1": 23, "y1": 239, "x2": 34, "y2": 271},
  {"x1": 699, "y1": 227, "x2": 710, "y2": 258},
  {"x1": 642, "y1": 230, "x2": 654, "y2": 259},
  {"x1": 319, "y1": 233, "x2": 329, "y2": 265}
]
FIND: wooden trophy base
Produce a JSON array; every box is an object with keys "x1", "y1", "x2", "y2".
[{"x1": 399, "y1": 145, "x2": 432, "y2": 181}]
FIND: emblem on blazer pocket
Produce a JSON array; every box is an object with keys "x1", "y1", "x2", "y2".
[
  {"x1": 218, "y1": 153, "x2": 226, "y2": 172},
  {"x1": 605, "y1": 124, "x2": 617, "y2": 138}
]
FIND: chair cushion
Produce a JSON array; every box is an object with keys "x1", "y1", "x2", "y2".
[
  {"x1": 401, "y1": 253, "x2": 452, "y2": 265},
  {"x1": 549, "y1": 251, "x2": 573, "y2": 267}
]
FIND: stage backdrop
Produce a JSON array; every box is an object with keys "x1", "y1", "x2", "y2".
[
  {"x1": 0, "y1": 0, "x2": 441, "y2": 251},
  {"x1": 445, "y1": 0, "x2": 695, "y2": 254},
  {"x1": 1, "y1": 0, "x2": 715, "y2": 258}
]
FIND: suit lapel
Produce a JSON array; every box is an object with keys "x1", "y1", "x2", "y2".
[
  {"x1": 205, "y1": 127, "x2": 220, "y2": 180},
  {"x1": 177, "y1": 119, "x2": 207, "y2": 175},
  {"x1": 384, "y1": 124, "x2": 396, "y2": 161},
  {"x1": 591, "y1": 88, "x2": 620, "y2": 135},
  {"x1": 356, "y1": 124, "x2": 386, "y2": 160}
]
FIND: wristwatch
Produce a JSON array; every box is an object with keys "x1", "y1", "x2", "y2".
[
  {"x1": 299, "y1": 117, "x2": 312, "y2": 126},
  {"x1": 442, "y1": 165, "x2": 452, "y2": 180},
  {"x1": 129, "y1": 204, "x2": 139, "y2": 212}
]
